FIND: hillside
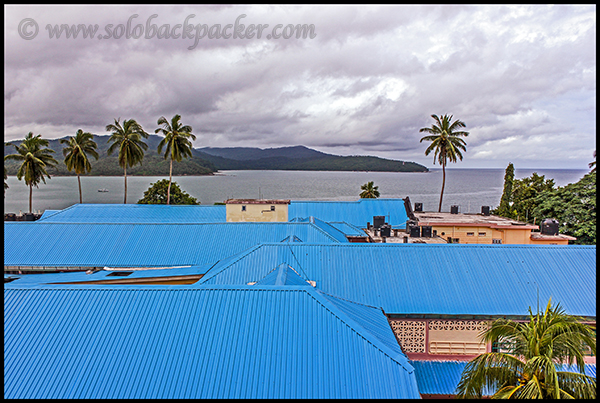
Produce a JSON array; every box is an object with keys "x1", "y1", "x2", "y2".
[
  {"x1": 197, "y1": 145, "x2": 428, "y2": 172},
  {"x1": 5, "y1": 135, "x2": 428, "y2": 175}
]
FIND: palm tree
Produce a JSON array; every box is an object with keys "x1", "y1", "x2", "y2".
[
  {"x1": 359, "y1": 181, "x2": 380, "y2": 198},
  {"x1": 60, "y1": 129, "x2": 99, "y2": 204},
  {"x1": 589, "y1": 150, "x2": 596, "y2": 173},
  {"x1": 455, "y1": 298, "x2": 596, "y2": 399},
  {"x1": 106, "y1": 118, "x2": 148, "y2": 203},
  {"x1": 4, "y1": 132, "x2": 58, "y2": 213},
  {"x1": 155, "y1": 114, "x2": 196, "y2": 205},
  {"x1": 419, "y1": 114, "x2": 469, "y2": 212}
]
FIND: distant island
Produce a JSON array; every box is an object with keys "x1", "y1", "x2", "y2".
[{"x1": 4, "y1": 134, "x2": 429, "y2": 176}]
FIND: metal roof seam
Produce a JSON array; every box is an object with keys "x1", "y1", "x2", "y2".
[{"x1": 304, "y1": 288, "x2": 414, "y2": 373}]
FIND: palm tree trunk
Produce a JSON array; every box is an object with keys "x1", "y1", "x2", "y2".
[
  {"x1": 167, "y1": 160, "x2": 173, "y2": 205},
  {"x1": 29, "y1": 184, "x2": 33, "y2": 213},
  {"x1": 124, "y1": 165, "x2": 127, "y2": 204},
  {"x1": 439, "y1": 159, "x2": 446, "y2": 212},
  {"x1": 77, "y1": 174, "x2": 82, "y2": 204}
]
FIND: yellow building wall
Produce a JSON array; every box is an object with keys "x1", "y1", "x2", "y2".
[
  {"x1": 430, "y1": 226, "x2": 534, "y2": 245},
  {"x1": 226, "y1": 203, "x2": 288, "y2": 222},
  {"x1": 431, "y1": 226, "x2": 494, "y2": 244}
]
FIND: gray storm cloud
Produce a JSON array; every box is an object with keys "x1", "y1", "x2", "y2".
[{"x1": 4, "y1": 4, "x2": 596, "y2": 168}]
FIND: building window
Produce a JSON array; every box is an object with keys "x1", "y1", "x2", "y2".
[
  {"x1": 453, "y1": 238, "x2": 460, "y2": 243},
  {"x1": 466, "y1": 232, "x2": 474, "y2": 236},
  {"x1": 492, "y1": 239, "x2": 502, "y2": 244},
  {"x1": 478, "y1": 232, "x2": 486, "y2": 236},
  {"x1": 270, "y1": 205, "x2": 275, "y2": 211},
  {"x1": 241, "y1": 206, "x2": 246, "y2": 211}
]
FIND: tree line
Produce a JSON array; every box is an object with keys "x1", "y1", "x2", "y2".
[
  {"x1": 4, "y1": 114, "x2": 196, "y2": 211},
  {"x1": 492, "y1": 158, "x2": 596, "y2": 245}
]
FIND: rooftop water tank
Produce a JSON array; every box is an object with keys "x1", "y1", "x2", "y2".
[{"x1": 540, "y1": 218, "x2": 559, "y2": 235}]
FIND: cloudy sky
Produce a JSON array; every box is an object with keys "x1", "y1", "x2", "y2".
[{"x1": 4, "y1": 4, "x2": 596, "y2": 169}]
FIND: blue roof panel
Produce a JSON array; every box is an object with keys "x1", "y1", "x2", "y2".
[
  {"x1": 412, "y1": 360, "x2": 596, "y2": 396},
  {"x1": 4, "y1": 222, "x2": 342, "y2": 268},
  {"x1": 4, "y1": 285, "x2": 420, "y2": 399},
  {"x1": 36, "y1": 203, "x2": 226, "y2": 223},
  {"x1": 289, "y1": 198, "x2": 409, "y2": 228},
  {"x1": 199, "y1": 243, "x2": 596, "y2": 317}
]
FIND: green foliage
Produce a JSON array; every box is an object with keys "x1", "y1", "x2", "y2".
[
  {"x1": 359, "y1": 181, "x2": 380, "y2": 198},
  {"x1": 456, "y1": 298, "x2": 596, "y2": 399},
  {"x1": 106, "y1": 118, "x2": 149, "y2": 203},
  {"x1": 155, "y1": 114, "x2": 196, "y2": 205},
  {"x1": 4, "y1": 132, "x2": 59, "y2": 212},
  {"x1": 137, "y1": 179, "x2": 199, "y2": 205},
  {"x1": 60, "y1": 129, "x2": 99, "y2": 174},
  {"x1": 60, "y1": 129, "x2": 99, "y2": 203},
  {"x1": 419, "y1": 114, "x2": 469, "y2": 212},
  {"x1": 4, "y1": 135, "x2": 216, "y2": 177},
  {"x1": 532, "y1": 171, "x2": 596, "y2": 245},
  {"x1": 509, "y1": 173, "x2": 555, "y2": 221},
  {"x1": 493, "y1": 162, "x2": 514, "y2": 217}
]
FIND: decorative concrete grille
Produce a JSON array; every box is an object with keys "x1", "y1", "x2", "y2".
[
  {"x1": 390, "y1": 320, "x2": 426, "y2": 353},
  {"x1": 428, "y1": 320, "x2": 488, "y2": 332}
]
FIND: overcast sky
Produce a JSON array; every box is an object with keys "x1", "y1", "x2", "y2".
[{"x1": 4, "y1": 4, "x2": 596, "y2": 169}]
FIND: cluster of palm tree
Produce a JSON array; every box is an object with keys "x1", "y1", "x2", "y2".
[{"x1": 4, "y1": 114, "x2": 196, "y2": 211}]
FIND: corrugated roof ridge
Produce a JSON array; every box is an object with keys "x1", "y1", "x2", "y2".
[
  {"x1": 305, "y1": 222, "x2": 344, "y2": 243},
  {"x1": 305, "y1": 288, "x2": 415, "y2": 374},
  {"x1": 197, "y1": 244, "x2": 267, "y2": 284}
]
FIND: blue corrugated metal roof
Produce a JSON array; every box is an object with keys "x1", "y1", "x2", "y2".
[
  {"x1": 289, "y1": 216, "x2": 350, "y2": 242},
  {"x1": 36, "y1": 203, "x2": 226, "y2": 223},
  {"x1": 3, "y1": 264, "x2": 214, "y2": 285},
  {"x1": 199, "y1": 243, "x2": 596, "y2": 317},
  {"x1": 36, "y1": 199, "x2": 408, "y2": 229},
  {"x1": 412, "y1": 360, "x2": 596, "y2": 396},
  {"x1": 4, "y1": 222, "x2": 342, "y2": 268},
  {"x1": 289, "y1": 198, "x2": 409, "y2": 228},
  {"x1": 4, "y1": 284, "x2": 420, "y2": 399}
]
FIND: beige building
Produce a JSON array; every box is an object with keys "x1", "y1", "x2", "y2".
[
  {"x1": 412, "y1": 211, "x2": 576, "y2": 245},
  {"x1": 225, "y1": 199, "x2": 290, "y2": 222}
]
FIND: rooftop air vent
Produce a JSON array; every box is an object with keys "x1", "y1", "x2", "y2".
[{"x1": 450, "y1": 205, "x2": 459, "y2": 214}]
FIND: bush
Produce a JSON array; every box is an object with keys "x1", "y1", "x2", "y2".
[{"x1": 137, "y1": 179, "x2": 199, "y2": 205}]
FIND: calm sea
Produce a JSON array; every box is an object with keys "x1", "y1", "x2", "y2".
[{"x1": 3, "y1": 168, "x2": 589, "y2": 214}]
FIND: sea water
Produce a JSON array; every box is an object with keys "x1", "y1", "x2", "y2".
[{"x1": 3, "y1": 168, "x2": 589, "y2": 214}]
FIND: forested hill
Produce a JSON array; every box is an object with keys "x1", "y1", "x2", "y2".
[
  {"x1": 4, "y1": 135, "x2": 428, "y2": 175},
  {"x1": 196, "y1": 145, "x2": 428, "y2": 172}
]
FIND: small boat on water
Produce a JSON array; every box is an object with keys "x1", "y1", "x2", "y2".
[{"x1": 98, "y1": 188, "x2": 109, "y2": 192}]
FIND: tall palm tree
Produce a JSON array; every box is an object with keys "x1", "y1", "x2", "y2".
[
  {"x1": 60, "y1": 129, "x2": 99, "y2": 204},
  {"x1": 419, "y1": 114, "x2": 469, "y2": 212},
  {"x1": 455, "y1": 298, "x2": 596, "y2": 399},
  {"x1": 155, "y1": 114, "x2": 196, "y2": 205},
  {"x1": 4, "y1": 132, "x2": 58, "y2": 213},
  {"x1": 106, "y1": 118, "x2": 148, "y2": 203},
  {"x1": 359, "y1": 181, "x2": 380, "y2": 198}
]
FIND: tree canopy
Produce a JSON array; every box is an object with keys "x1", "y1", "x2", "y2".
[
  {"x1": 456, "y1": 298, "x2": 596, "y2": 399},
  {"x1": 137, "y1": 179, "x2": 199, "y2": 205}
]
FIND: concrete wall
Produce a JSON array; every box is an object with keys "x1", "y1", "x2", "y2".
[{"x1": 226, "y1": 203, "x2": 288, "y2": 222}]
